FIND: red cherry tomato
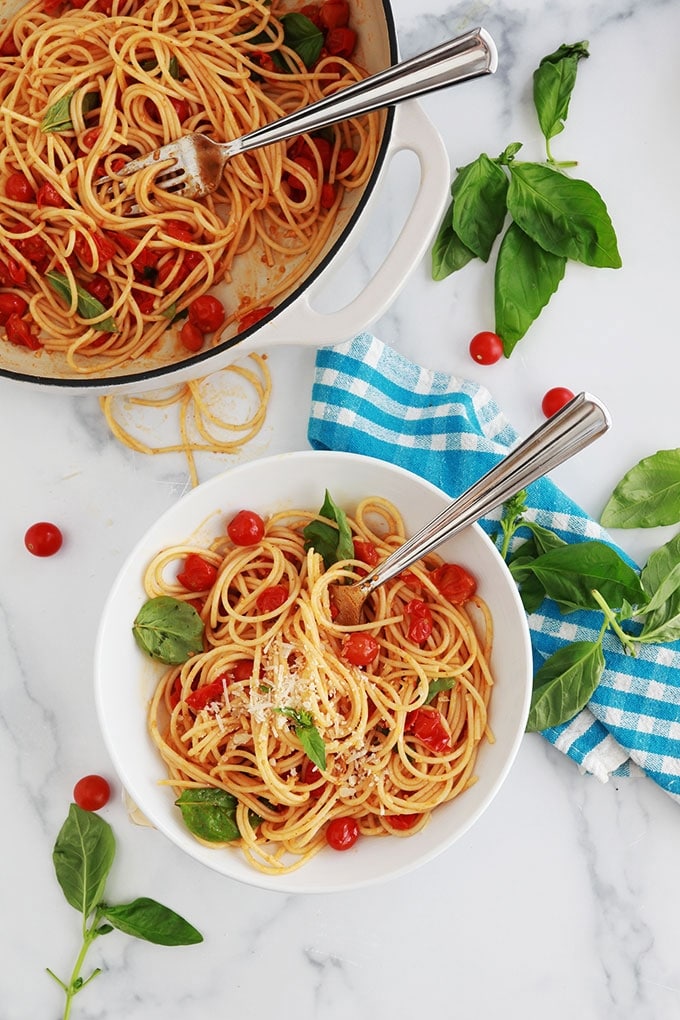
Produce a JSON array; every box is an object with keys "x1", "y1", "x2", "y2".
[
  {"x1": 185, "y1": 679, "x2": 225, "y2": 712},
  {"x1": 179, "y1": 320, "x2": 205, "y2": 353},
  {"x1": 83, "y1": 275, "x2": 112, "y2": 306},
  {"x1": 341, "y1": 631, "x2": 380, "y2": 667},
  {"x1": 5, "y1": 171, "x2": 35, "y2": 202},
  {"x1": 5, "y1": 312, "x2": 40, "y2": 350},
  {"x1": 256, "y1": 584, "x2": 288, "y2": 613},
  {"x1": 430, "y1": 563, "x2": 477, "y2": 604},
  {"x1": 188, "y1": 294, "x2": 226, "y2": 334},
  {"x1": 319, "y1": 0, "x2": 350, "y2": 29},
  {"x1": 326, "y1": 816, "x2": 359, "y2": 850},
  {"x1": 335, "y1": 147, "x2": 356, "y2": 174},
  {"x1": 0, "y1": 292, "x2": 28, "y2": 324},
  {"x1": 325, "y1": 26, "x2": 357, "y2": 58},
  {"x1": 541, "y1": 386, "x2": 575, "y2": 418},
  {"x1": 405, "y1": 599, "x2": 433, "y2": 644},
  {"x1": 24, "y1": 521, "x2": 63, "y2": 556},
  {"x1": 469, "y1": 330, "x2": 504, "y2": 365},
  {"x1": 162, "y1": 219, "x2": 194, "y2": 244},
  {"x1": 176, "y1": 553, "x2": 218, "y2": 592},
  {"x1": 73, "y1": 774, "x2": 111, "y2": 812},
  {"x1": 36, "y1": 181, "x2": 67, "y2": 208},
  {"x1": 237, "y1": 306, "x2": 273, "y2": 332},
  {"x1": 354, "y1": 540, "x2": 380, "y2": 567},
  {"x1": 73, "y1": 230, "x2": 116, "y2": 270},
  {"x1": 227, "y1": 509, "x2": 265, "y2": 546},
  {"x1": 319, "y1": 182, "x2": 337, "y2": 209},
  {"x1": 387, "y1": 813, "x2": 420, "y2": 830},
  {"x1": 404, "y1": 707, "x2": 452, "y2": 754}
]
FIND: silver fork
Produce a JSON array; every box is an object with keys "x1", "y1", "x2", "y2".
[{"x1": 114, "y1": 27, "x2": 497, "y2": 202}]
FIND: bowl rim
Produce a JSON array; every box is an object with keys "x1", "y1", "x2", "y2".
[{"x1": 94, "y1": 449, "x2": 533, "y2": 893}]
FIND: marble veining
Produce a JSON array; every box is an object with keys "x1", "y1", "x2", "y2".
[{"x1": 3, "y1": 0, "x2": 680, "y2": 1017}]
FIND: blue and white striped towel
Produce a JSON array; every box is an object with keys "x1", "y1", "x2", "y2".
[{"x1": 307, "y1": 333, "x2": 680, "y2": 800}]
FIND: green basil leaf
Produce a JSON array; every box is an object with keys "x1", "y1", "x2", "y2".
[
  {"x1": 303, "y1": 490, "x2": 354, "y2": 568},
  {"x1": 101, "y1": 897, "x2": 203, "y2": 946},
  {"x1": 524, "y1": 520, "x2": 568, "y2": 555},
  {"x1": 533, "y1": 41, "x2": 589, "y2": 142},
  {"x1": 507, "y1": 162, "x2": 621, "y2": 269},
  {"x1": 639, "y1": 533, "x2": 680, "y2": 643},
  {"x1": 297, "y1": 722, "x2": 326, "y2": 771},
  {"x1": 132, "y1": 595, "x2": 204, "y2": 664},
  {"x1": 600, "y1": 449, "x2": 680, "y2": 528},
  {"x1": 494, "y1": 221, "x2": 566, "y2": 354},
  {"x1": 53, "y1": 804, "x2": 116, "y2": 916},
  {"x1": 169, "y1": 55, "x2": 181, "y2": 80},
  {"x1": 425, "y1": 677, "x2": 456, "y2": 704},
  {"x1": 431, "y1": 200, "x2": 477, "y2": 280},
  {"x1": 526, "y1": 541, "x2": 646, "y2": 612},
  {"x1": 281, "y1": 13, "x2": 323, "y2": 68},
  {"x1": 175, "y1": 788, "x2": 241, "y2": 842},
  {"x1": 451, "y1": 153, "x2": 509, "y2": 261},
  {"x1": 526, "y1": 639, "x2": 605, "y2": 731},
  {"x1": 46, "y1": 270, "x2": 117, "y2": 332},
  {"x1": 42, "y1": 91, "x2": 75, "y2": 133}
]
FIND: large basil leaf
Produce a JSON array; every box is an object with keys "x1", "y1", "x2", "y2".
[
  {"x1": 525, "y1": 540, "x2": 646, "y2": 612},
  {"x1": 451, "y1": 153, "x2": 509, "y2": 261},
  {"x1": 533, "y1": 41, "x2": 589, "y2": 142},
  {"x1": 175, "y1": 788, "x2": 241, "y2": 842},
  {"x1": 303, "y1": 490, "x2": 354, "y2": 568},
  {"x1": 46, "y1": 270, "x2": 117, "y2": 332},
  {"x1": 431, "y1": 200, "x2": 477, "y2": 280},
  {"x1": 101, "y1": 898, "x2": 203, "y2": 946},
  {"x1": 507, "y1": 162, "x2": 621, "y2": 269},
  {"x1": 527, "y1": 639, "x2": 605, "y2": 731},
  {"x1": 281, "y1": 13, "x2": 323, "y2": 68},
  {"x1": 53, "y1": 805, "x2": 116, "y2": 916},
  {"x1": 132, "y1": 595, "x2": 204, "y2": 664},
  {"x1": 639, "y1": 533, "x2": 680, "y2": 644},
  {"x1": 600, "y1": 449, "x2": 680, "y2": 528},
  {"x1": 494, "y1": 221, "x2": 566, "y2": 354}
]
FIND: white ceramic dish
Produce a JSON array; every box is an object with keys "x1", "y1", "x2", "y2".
[{"x1": 94, "y1": 451, "x2": 532, "y2": 893}]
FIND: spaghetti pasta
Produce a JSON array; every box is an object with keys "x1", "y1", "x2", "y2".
[
  {"x1": 143, "y1": 495, "x2": 495, "y2": 875},
  {"x1": 0, "y1": 0, "x2": 380, "y2": 371}
]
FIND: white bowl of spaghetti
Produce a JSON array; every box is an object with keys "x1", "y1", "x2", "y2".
[
  {"x1": 0, "y1": 0, "x2": 450, "y2": 392},
  {"x1": 95, "y1": 450, "x2": 532, "y2": 892}
]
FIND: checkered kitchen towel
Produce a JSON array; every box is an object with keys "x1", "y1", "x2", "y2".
[{"x1": 307, "y1": 333, "x2": 680, "y2": 800}]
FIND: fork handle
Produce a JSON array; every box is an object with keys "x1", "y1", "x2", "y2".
[
  {"x1": 355, "y1": 392, "x2": 612, "y2": 596},
  {"x1": 231, "y1": 28, "x2": 497, "y2": 156}
]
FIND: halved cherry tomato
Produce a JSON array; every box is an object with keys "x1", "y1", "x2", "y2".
[
  {"x1": 0, "y1": 292, "x2": 28, "y2": 324},
  {"x1": 541, "y1": 386, "x2": 575, "y2": 418},
  {"x1": 256, "y1": 584, "x2": 288, "y2": 613},
  {"x1": 24, "y1": 520, "x2": 63, "y2": 556},
  {"x1": 325, "y1": 26, "x2": 357, "y2": 58},
  {"x1": 185, "y1": 679, "x2": 225, "y2": 712},
  {"x1": 469, "y1": 330, "x2": 503, "y2": 365},
  {"x1": 326, "y1": 816, "x2": 359, "y2": 850},
  {"x1": 36, "y1": 181, "x2": 67, "y2": 208},
  {"x1": 404, "y1": 707, "x2": 452, "y2": 754},
  {"x1": 299, "y1": 3, "x2": 321, "y2": 26},
  {"x1": 180, "y1": 320, "x2": 204, "y2": 353},
  {"x1": 0, "y1": 34, "x2": 19, "y2": 56},
  {"x1": 73, "y1": 774, "x2": 111, "y2": 812},
  {"x1": 79, "y1": 127, "x2": 102, "y2": 151},
  {"x1": 238, "y1": 306, "x2": 273, "y2": 332},
  {"x1": 5, "y1": 171, "x2": 35, "y2": 202},
  {"x1": 287, "y1": 154, "x2": 317, "y2": 192},
  {"x1": 319, "y1": 0, "x2": 350, "y2": 29},
  {"x1": 83, "y1": 275, "x2": 112, "y2": 306},
  {"x1": 405, "y1": 599, "x2": 433, "y2": 645},
  {"x1": 335, "y1": 147, "x2": 356, "y2": 174},
  {"x1": 162, "y1": 219, "x2": 194, "y2": 244},
  {"x1": 0, "y1": 257, "x2": 26, "y2": 286},
  {"x1": 320, "y1": 182, "x2": 337, "y2": 209},
  {"x1": 177, "y1": 553, "x2": 218, "y2": 592},
  {"x1": 132, "y1": 288, "x2": 156, "y2": 315},
  {"x1": 227, "y1": 509, "x2": 265, "y2": 546},
  {"x1": 6, "y1": 313, "x2": 40, "y2": 350},
  {"x1": 169, "y1": 97, "x2": 191, "y2": 122},
  {"x1": 74, "y1": 230, "x2": 116, "y2": 270},
  {"x1": 188, "y1": 294, "x2": 226, "y2": 333},
  {"x1": 430, "y1": 563, "x2": 477, "y2": 604},
  {"x1": 15, "y1": 233, "x2": 49, "y2": 269},
  {"x1": 113, "y1": 232, "x2": 160, "y2": 272},
  {"x1": 341, "y1": 631, "x2": 379, "y2": 667}
]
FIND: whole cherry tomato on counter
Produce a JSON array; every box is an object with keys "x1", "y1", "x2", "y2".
[
  {"x1": 227, "y1": 509, "x2": 265, "y2": 546},
  {"x1": 24, "y1": 521, "x2": 63, "y2": 556},
  {"x1": 73, "y1": 774, "x2": 111, "y2": 812},
  {"x1": 541, "y1": 386, "x2": 575, "y2": 418},
  {"x1": 469, "y1": 330, "x2": 504, "y2": 365},
  {"x1": 326, "y1": 816, "x2": 359, "y2": 851}
]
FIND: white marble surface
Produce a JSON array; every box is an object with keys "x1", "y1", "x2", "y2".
[{"x1": 3, "y1": 0, "x2": 680, "y2": 1016}]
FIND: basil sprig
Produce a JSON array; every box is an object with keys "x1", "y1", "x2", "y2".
[
  {"x1": 274, "y1": 707, "x2": 326, "y2": 770},
  {"x1": 132, "y1": 595, "x2": 204, "y2": 664},
  {"x1": 47, "y1": 804, "x2": 202, "y2": 1016},
  {"x1": 46, "y1": 270, "x2": 117, "y2": 333},
  {"x1": 42, "y1": 90, "x2": 100, "y2": 133},
  {"x1": 175, "y1": 788, "x2": 260, "y2": 842},
  {"x1": 431, "y1": 40, "x2": 621, "y2": 354},
  {"x1": 498, "y1": 490, "x2": 680, "y2": 731},
  {"x1": 280, "y1": 13, "x2": 324, "y2": 68},
  {"x1": 303, "y1": 490, "x2": 354, "y2": 568}
]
